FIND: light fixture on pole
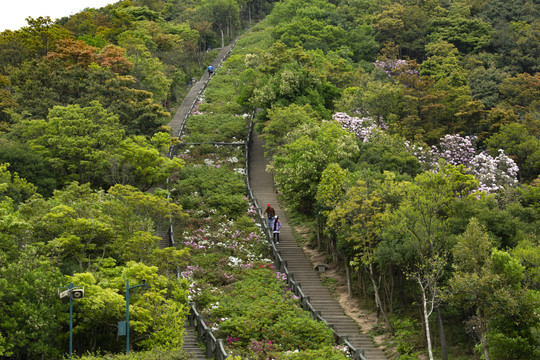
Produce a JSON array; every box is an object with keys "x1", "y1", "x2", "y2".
[{"x1": 58, "y1": 283, "x2": 84, "y2": 359}]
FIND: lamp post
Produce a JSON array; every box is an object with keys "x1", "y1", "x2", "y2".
[
  {"x1": 125, "y1": 280, "x2": 148, "y2": 354},
  {"x1": 58, "y1": 283, "x2": 84, "y2": 359}
]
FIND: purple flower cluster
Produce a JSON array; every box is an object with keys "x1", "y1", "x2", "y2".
[
  {"x1": 226, "y1": 336, "x2": 240, "y2": 345},
  {"x1": 181, "y1": 265, "x2": 201, "y2": 278},
  {"x1": 275, "y1": 271, "x2": 287, "y2": 282},
  {"x1": 246, "y1": 339, "x2": 279, "y2": 353}
]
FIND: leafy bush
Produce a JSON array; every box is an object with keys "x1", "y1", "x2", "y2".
[
  {"x1": 281, "y1": 345, "x2": 350, "y2": 359},
  {"x1": 207, "y1": 267, "x2": 336, "y2": 357},
  {"x1": 74, "y1": 348, "x2": 191, "y2": 360},
  {"x1": 391, "y1": 316, "x2": 422, "y2": 359},
  {"x1": 172, "y1": 165, "x2": 247, "y2": 217},
  {"x1": 181, "y1": 114, "x2": 248, "y2": 143}
]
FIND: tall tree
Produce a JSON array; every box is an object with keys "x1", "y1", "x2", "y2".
[{"x1": 446, "y1": 218, "x2": 494, "y2": 360}]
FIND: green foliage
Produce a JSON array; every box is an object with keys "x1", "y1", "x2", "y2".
[
  {"x1": 428, "y1": 3, "x2": 492, "y2": 54},
  {"x1": 271, "y1": 121, "x2": 359, "y2": 215},
  {"x1": 0, "y1": 162, "x2": 37, "y2": 204},
  {"x1": 279, "y1": 345, "x2": 349, "y2": 359},
  {"x1": 17, "y1": 101, "x2": 124, "y2": 189},
  {"x1": 390, "y1": 316, "x2": 422, "y2": 358},
  {"x1": 0, "y1": 140, "x2": 57, "y2": 196},
  {"x1": 211, "y1": 267, "x2": 335, "y2": 356},
  {"x1": 262, "y1": 103, "x2": 321, "y2": 154},
  {"x1": 74, "y1": 348, "x2": 192, "y2": 360},
  {"x1": 67, "y1": 261, "x2": 189, "y2": 354},
  {"x1": 0, "y1": 248, "x2": 65, "y2": 359},
  {"x1": 108, "y1": 134, "x2": 185, "y2": 191},
  {"x1": 486, "y1": 123, "x2": 540, "y2": 182},
  {"x1": 182, "y1": 114, "x2": 249, "y2": 143},
  {"x1": 356, "y1": 133, "x2": 422, "y2": 177},
  {"x1": 172, "y1": 165, "x2": 247, "y2": 217}
]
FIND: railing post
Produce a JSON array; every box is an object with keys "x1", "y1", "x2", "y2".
[{"x1": 205, "y1": 330, "x2": 214, "y2": 358}]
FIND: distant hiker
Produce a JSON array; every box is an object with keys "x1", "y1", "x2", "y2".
[
  {"x1": 272, "y1": 216, "x2": 281, "y2": 244},
  {"x1": 262, "y1": 203, "x2": 275, "y2": 229},
  {"x1": 208, "y1": 65, "x2": 214, "y2": 75}
]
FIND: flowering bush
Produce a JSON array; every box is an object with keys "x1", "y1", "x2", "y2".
[
  {"x1": 332, "y1": 112, "x2": 386, "y2": 142},
  {"x1": 176, "y1": 144, "x2": 245, "y2": 171},
  {"x1": 209, "y1": 267, "x2": 337, "y2": 359},
  {"x1": 432, "y1": 134, "x2": 477, "y2": 167},
  {"x1": 469, "y1": 149, "x2": 519, "y2": 193},
  {"x1": 181, "y1": 113, "x2": 249, "y2": 143}
]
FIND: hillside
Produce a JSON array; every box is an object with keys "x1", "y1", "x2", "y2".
[{"x1": 0, "y1": 0, "x2": 539, "y2": 359}]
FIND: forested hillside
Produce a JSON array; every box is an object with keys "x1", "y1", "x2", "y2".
[
  {"x1": 0, "y1": 0, "x2": 273, "y2": 358},
  {"x1": 0, "y1": 0, "x2": 539, "y2": 359},
  {"x1": 240, "y1": 1, "x2": 540, "y2": 359}
]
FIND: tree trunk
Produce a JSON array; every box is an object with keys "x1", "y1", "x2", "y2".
[
  {"x1": 220, "y1": 27, "x2": 224, "y2": 48},
  {"x1": 436, "y1": 305, "x2": 448, "y2": 360},
  {"x1": 317, "y1": 218, "x2": 322, "y2": 250},
  {"x1": 368, "y1": 263, "x2": 394, "y2": 333},
  {"x1": 418, "y1": 279, "x2": 434, "y2": 360},
  {"x1": 478, "y1": 309, "x2": 490, "y2": 360},
  {"x1": 345, "y1": 257, "x2": 352, "y2": 299}
]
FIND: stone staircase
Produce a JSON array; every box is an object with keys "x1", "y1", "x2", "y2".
[
  {"x1": 183, "y1": 324, "x2": 207, "y2": 360},
  {"x1": 249, "y1": 131, "x2": 389, "y2": 360}
]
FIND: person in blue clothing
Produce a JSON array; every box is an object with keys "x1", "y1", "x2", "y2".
[
  {"x1": 272, "y1": 216, "x2": 281, "y2": 244},
  {"x1": 208, "y1": 65, "x2": 214, "y2": 75}
]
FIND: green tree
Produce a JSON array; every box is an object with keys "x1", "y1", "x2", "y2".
[
  {"x1": 0, "y1": 162, "x2": 37, "y2": 204},
  {"x1": 204, "y1": 0, "x2": 241, "y2": 47},
  {"x1": 428, "y1": 2, "x2": 492, "y2": 54},
  {"x1": 0, "y1": 248, "x2": 65, "y2": 359},
  {"x1": 107, "y1": 134, "x2": 185, "y2": 191},
  {"x1": 23, "y1": 101, "x2": 124, "y2": 189},
  {"x1": 486, "y1": 123, "x2": 540, "y2": 182},
  {"x1": 446, "y1": 218, "x2": 495, "y2": 360},
  {"x1": 67, "y1": 261, "x2": 189, "y2": 354},
  {"x1": 327, "y1": 172, "x2": 408, "y2": 332},
  {"x1": 20, "y1": 16, "x2": 73, "y2": 57},
  {"x1": 262, "y1": 103, "x2": 320, "y2": 155},
  {"x1": 388, "y1": 163, "x2": 478, "y2": 360},
  {"x1": 270, "y1": 121, "x2": 359, "y2": 214},
  {"x1": 0, "y1": 140, "x2": 57, "y2": 196}
]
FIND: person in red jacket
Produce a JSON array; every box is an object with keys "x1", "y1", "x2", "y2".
[
  {"x1": 262, "y1": 203, "x2": 275, "y2": 230},
  {"x1": 272, "y1": 216, "x2": 281, "y2": 244}
]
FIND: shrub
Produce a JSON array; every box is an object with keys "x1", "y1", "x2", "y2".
[{"x1": 74, "y1": 348, "x2": 191, "y2": 360}]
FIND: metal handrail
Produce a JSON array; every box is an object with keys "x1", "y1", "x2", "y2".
[
  {"x1": 189, "y1": 302, "x2": 228, "y2": 359},
  {"x1": 243, "y1": 120, "x2": 368, "y2": 359},
  {"x1": 171, "y1": 34, "x2": 368, "y2": 359}
]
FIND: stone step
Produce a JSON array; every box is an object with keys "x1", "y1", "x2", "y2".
[
  {"x1": 182, "y1": 326, "x2": 206, "y2": 360},
  {"x1": 250, "y1": 130, "x2": 389, "y2": 360}
]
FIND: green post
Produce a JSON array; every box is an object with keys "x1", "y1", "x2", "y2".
[
  {"x1": 69, "y1": 284, "x2": 73, "y2": 359},
  {"x1": 125, "y1": 280, "x2": 148, "y2": 354},
  {"x1": 126, "y1": 280, "x2": 130, "y2": 354}
]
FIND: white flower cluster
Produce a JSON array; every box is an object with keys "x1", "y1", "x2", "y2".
[
  {"x1": 332, "y1": 112, "x2": 385, "y2": 142},
  {"x1": 470, "y1": 149, "x2": 519, "y2": 193}
]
